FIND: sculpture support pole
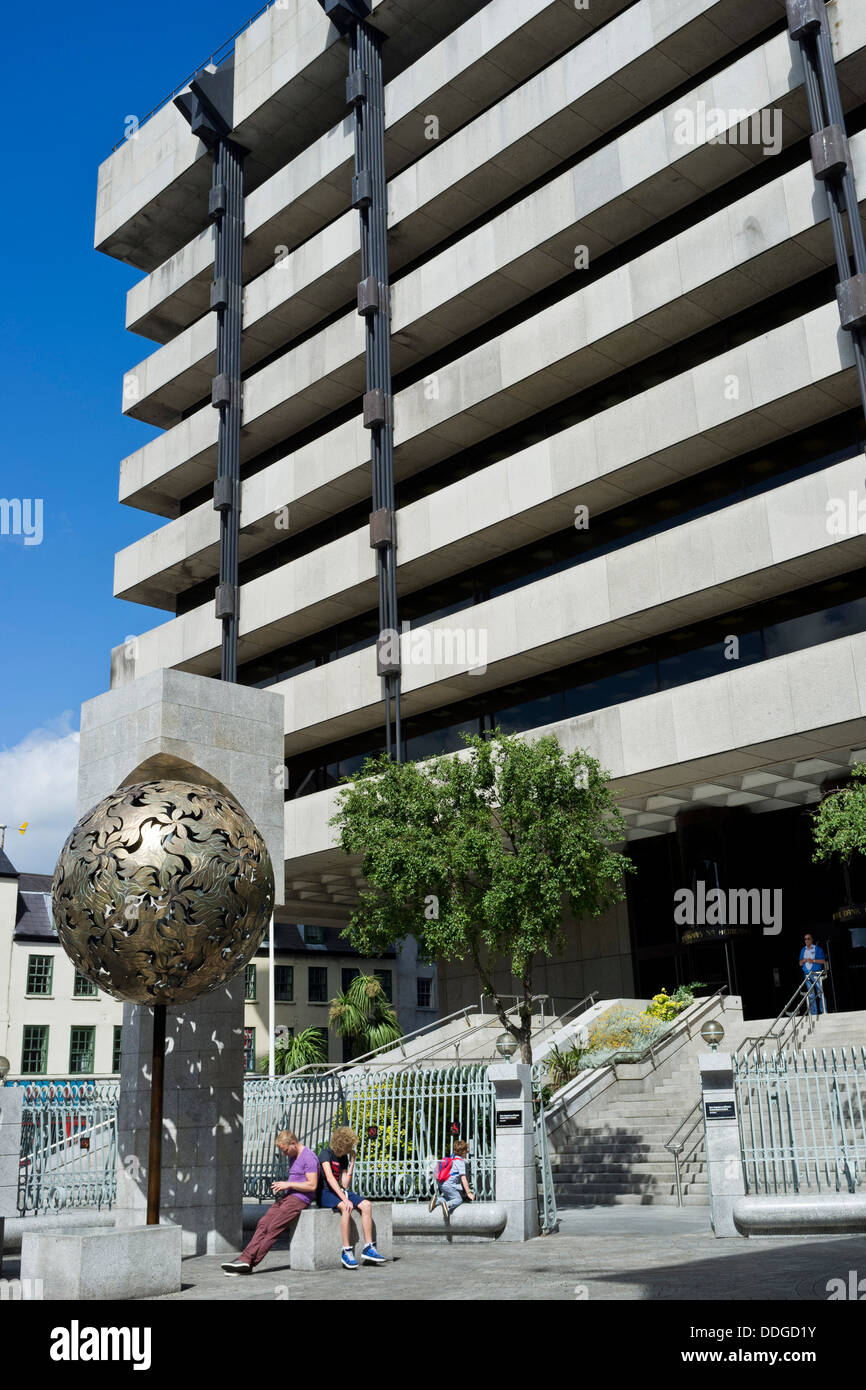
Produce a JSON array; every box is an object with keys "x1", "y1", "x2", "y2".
[{"x1": 147, "y1": 1004, "x2": 167, "y2": 1225}]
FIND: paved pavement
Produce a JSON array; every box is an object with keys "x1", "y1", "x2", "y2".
[{"x1": 144, "y1": 1206, "x2": 866, "y2": 1301}]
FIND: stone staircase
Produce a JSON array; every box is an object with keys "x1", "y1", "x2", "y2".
[{"x1": 551, "y1": 1008, "x2": 866, "y2": 1208}]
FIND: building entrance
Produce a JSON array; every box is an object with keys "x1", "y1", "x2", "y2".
[{"x1": 627, "y1": 802, "x2": 866, "y2": 1021}]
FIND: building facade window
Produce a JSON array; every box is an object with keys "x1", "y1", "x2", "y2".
[
  {"x1": 304, "y1": 925, "x2": 325, "y2": 945},
  {"x1": 112, "y1": 1026, "x2": 123, "y2": 1074},
  {"x1": 417, "y1": 977, "x2": 433, "y2": 1009},
  {"x1": 313, "y1": 1026, "x2": 329, "y2": 1061},
  {"x1": 245, "y1": 964, "x2": 257, "y2": 1001},
  {"x1": 21, "y1": 1025, "x2": 48, "y2": 1074},
  {"x1": 69, "y1": 1026, "x2": 95, "y2": 1075},
  {"x1": 74, "y1": 971, "x2": 99, "y2": 998},
  {"x1": 243, "y1": 1027, "x2": 256, "y2": 1073},
  {"x1": 308, "y1": 966, "x2": 328, "y2": 1003},
  {"x1": 376, "y1": 970, "x2": 393, "y2": 1003},
  {"x1": 341, "y1": 967, "x2": 360, "y2": 993},
  {"x1": 26, "y1": 955, "x2": 53, "y2": 996},
  {"x1": 275, "y1": 965, "x2": 294, "y2": 1001}
]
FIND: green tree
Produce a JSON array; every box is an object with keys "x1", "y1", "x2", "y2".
[
  {"x1": 330, "y1": 730, "x2": 633, "y2": 1062},
  {"x1": 811, "y1": 763, "x2": 866, "y2": 880},
  {"x1": 260, "y1": 1026, "x2": 327, "y2": 1075},
  {"x1": 329, "y1": 973, "x2": 402, "y2": 1059}
]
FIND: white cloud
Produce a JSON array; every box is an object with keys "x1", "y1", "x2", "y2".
[{"x1": 0, "y1": 715, "x2": 79, "y2": 875}]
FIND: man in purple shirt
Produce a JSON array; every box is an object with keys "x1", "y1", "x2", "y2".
[{"x1": 222, "y1": 1130, "x2": 319, "y2": 1275}]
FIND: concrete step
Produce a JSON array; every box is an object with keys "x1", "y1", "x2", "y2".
[
  {"x1": 553, "y1": 1183, "x2": 708, "y2": 1199},
  {"x1": 554, "y1": 1192, "x2": 709, "y2": 1207},
  {"x1": 552, "y1": 1163, "x2": 704, "y2": 1177}
]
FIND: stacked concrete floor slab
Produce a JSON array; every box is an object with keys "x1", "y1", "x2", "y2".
[{"x1": 96, "y1": 0, "x2": 866, "y2": 1016}]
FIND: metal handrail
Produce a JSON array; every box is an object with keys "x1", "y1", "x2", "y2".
[
  {"x1": 664, "y1": 974, "x2": 826, "y2": 1206},
  {"x1": 524, "y1": 992, "x2": 600, "y2": 1050},
  {"x1": 108, "y1": 2, "x2": 276, "y2": 152}
]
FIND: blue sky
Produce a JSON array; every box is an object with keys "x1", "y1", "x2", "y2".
[{"x1": 0, "y1": 0, "x2": 264, "y2": 868}]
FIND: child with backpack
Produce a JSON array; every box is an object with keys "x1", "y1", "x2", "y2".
[{"x1": 429, "y1": 1139, "x2": 475, "y2": 1217}]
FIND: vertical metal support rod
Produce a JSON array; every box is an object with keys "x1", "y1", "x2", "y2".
[
  {"x1": 789, "y1": 5, "x2": 866, "y2": 423},
  {"x1": 213, "y1": 138, "x2": 246, "y2": 683},
  {"x1": 351, "y1": 22, "x2": 401, "y2": 761},
  {"x1": 146, "y1": 1004, "x2": 167, "y2": 1225}
]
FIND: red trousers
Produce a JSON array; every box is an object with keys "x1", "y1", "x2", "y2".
[{"x1": 241, "y1": 1195, "x2": 307, "y2": 1268}]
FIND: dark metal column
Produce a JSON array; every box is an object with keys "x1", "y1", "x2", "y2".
[
  {"x1": 349, "y1": 19, "x2": 402, "y2": 761},
  {"x1": 787, "y1": 0, "x2": 866, "y2": 418},
  {"x1": 211, "y1": 139, "x2": 246, "y2": 683},
  {"x1": 174, "y1": 65, "x2": 246, "y2": 685}
]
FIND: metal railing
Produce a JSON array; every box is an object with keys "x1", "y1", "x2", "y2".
[
  {"x1": 665, "y1": 976, "x2": 824, "y2": 1206},
  {"x1": 734, "y1": 1045, "x2": 866, "y2": 1196},
  {"x1": 18, "y1": 1082, "x2": 120, "y2": 1215},
  {"x1": 243, "y1": 1065, "x2": 497, "y2": 1202},
  {"x1": 525, "y1": 992, "x2": 600, "y2": 1054},
  {"x1": 532, "y1": 1064, "x2": 558, "y2": 1235},
  {"x1": 15, "y1": 1067, "x2": 556, "y2": 1231}
]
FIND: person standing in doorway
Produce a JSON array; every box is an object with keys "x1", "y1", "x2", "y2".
[{"x1": 799, "y1": 934, "x2": 829, "y2": 1015}]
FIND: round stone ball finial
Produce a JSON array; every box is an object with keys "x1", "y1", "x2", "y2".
[{"x1": 52, "y1": 780, "x2": 275, "y2": 1006}]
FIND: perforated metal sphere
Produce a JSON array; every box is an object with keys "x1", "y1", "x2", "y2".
[{"x1": 52, "y1": 781, "x2": 274, "y2": 1005}]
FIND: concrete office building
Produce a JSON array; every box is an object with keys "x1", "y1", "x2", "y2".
[{"x1": 97, "y1": 0, "x2": 866, "y2": 1028}]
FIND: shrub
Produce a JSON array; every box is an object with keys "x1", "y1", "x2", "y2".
[{"x1": 643, "y1": 982, "x2": 705, "y2": 1022}]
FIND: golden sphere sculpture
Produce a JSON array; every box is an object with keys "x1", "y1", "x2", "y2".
[{"x1": 52, "y1": 780, "x2": 275, "y2": 1005}]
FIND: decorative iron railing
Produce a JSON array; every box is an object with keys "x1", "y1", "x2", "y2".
[
  {"x1": 17, "y1": 1082, "x2": 120, "y2": 1215},
  {"x1": 13, "y1": 1065, "x2": 556, "y2": 1229},
  {"x1": 734, "y1": 1046, "x2": 866, "y2": 1196},
  {"x1": 243, "y1": 1065, "x2": 498, "y2": 1204}
]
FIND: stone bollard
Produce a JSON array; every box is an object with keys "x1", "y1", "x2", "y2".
[
  {"x1": 0, "y1": 1086, "x2": 24, "y2": 1273},
  {"x1": 699, "y1": 1052, "x2": 746, "y2": 1238},
  {"x1": 488, "y1": 1064, "x2": 540, "y2": 1242}
]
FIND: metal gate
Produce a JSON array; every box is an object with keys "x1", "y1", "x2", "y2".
[
  {"x1": 243, "y1": 1065, "x2": 497, "y2": 1203},
  {"x1": 733, "y1": 1047, "x2": 866, "y2": 1195},
  {"x1": 18, "y1": 1082, "x2": 119, "y2": 1215}
]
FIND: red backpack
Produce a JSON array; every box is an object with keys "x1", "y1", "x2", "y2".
[{"x1": 436, "y1": 1156, "x2": 455, "y2": 1184}]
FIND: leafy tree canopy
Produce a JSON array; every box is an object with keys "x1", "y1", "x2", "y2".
[
  {"x1": 812, "y1": 763, "x2": 866, "y2": 867},
  {"x1": 330, "y1": 730, "x2": 633, "y2": 1061}
]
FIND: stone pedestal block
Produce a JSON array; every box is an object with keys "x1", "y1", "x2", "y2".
[
  {"x1": 488, "y1": 1064, "x2": 540, "y2": 1242},
  {"x1": 21, "y1": 1224, "x2": 182, "y2": 1300},
  {"x1": 286, "y1": 1204, "x2": 392, "y2": 1270},
  {"x1": 700, "y1": 1052, "x2": 746, "y2": 1238},
  {"x1": 0, "y1": 1088, "x2": 23, "y2": 1219}
]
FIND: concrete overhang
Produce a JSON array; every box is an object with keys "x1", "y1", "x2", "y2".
[
  {"x1": 124, "y1": 0, "x2": 621, "y2": 344},
  {"x1": 279, "y1": 636, "x2": 866, "y2": 917},
  {"x1": 112, "y1": 296, "x2": 861, "y2": 677},
  {"x1": 95, "y1": 0, "x2": 491, "y2": 271},
  {"x1": 114, "y1": 133, "x2": 866, "y2": 610},
  {"x1": 121, "y1": 0, "x2": 785, "y2": 424},
  {"x1": 117, "y1": 12, "x2": 866, "y2": 518}
]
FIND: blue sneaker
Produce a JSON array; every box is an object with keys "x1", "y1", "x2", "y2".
[
  {"x1": 362, "y1": 1243, "x2": 385, "y2": 1265},
  {"x1": 341, "y1": 1248, "x2": 358, "y2": 1269}
]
